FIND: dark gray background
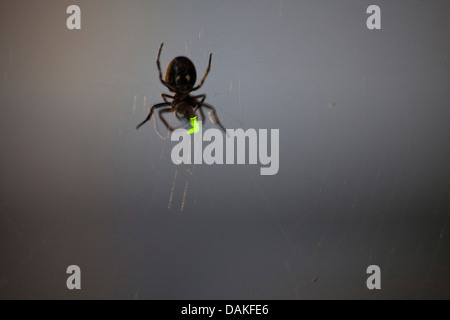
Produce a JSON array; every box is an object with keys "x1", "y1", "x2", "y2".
[{"x1": 0, "y1": 0, "x2": 449, "y2": 299}]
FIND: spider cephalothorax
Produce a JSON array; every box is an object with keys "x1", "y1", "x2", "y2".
[
  {"x1": 166, "y1": 57, "x2": 197, "y2": 94},
  {"x1": 136, "y1": 43, "x2": 225, "y2": 132}
]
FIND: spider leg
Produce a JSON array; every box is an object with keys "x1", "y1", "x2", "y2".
[
  {"x1": 197, "y1": 102, "x2": 226, "y2": 132},
  {"x1": 159, "y1": 108, "x2": 177, "y2": 132},
  {"x1": 136, "y1": 102, "x2": 171, "y2": 129},
  {"x1": 190, "y1": 53, "x2": 212, "y2": 92},
  {"x1": 156, "y1": 43, "x2": 165, "y2": 83},
  {"x1": 156, "y1": 43, "x2": 177, "y2": 92},
  {"x1": 192, "y1": 94, "x2": 206, "y2": 123}
]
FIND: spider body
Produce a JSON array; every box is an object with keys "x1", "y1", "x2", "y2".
[
  {"x1": 174, "y1": 101, "x2": 197, "y2": 120},
  {"x1": 136, "y1": 43, "x2": 225, "y2": 132}
]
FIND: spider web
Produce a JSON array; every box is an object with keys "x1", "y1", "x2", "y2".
[{"x1": 110, "y1": 0, "x2": 450, "y2": 300}]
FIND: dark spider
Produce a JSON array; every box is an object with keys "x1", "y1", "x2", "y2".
[{"x1": 136, "y1": 43, "x2": 226, "y2": 132}]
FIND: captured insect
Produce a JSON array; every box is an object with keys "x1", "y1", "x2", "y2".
[{"x1": 136, "y1": 43, "x2": 226, "y2": 133}]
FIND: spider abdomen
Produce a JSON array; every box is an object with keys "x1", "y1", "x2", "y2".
[{"x1": 165, "y1": 57, "x2": 197, "y2": 94}]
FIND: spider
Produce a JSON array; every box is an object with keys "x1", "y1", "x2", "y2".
[{"x1": 136, "y1": 43, "x2": 226, "y2": 133}]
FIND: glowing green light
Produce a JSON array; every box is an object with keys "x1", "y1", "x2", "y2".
[{"x1": 188, "y1": 116, "x2": 199, "y2": 134}]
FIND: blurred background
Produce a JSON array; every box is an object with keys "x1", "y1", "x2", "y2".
[{"x1": 0, "y1": 0, "x2": 449, "y2": 299}]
